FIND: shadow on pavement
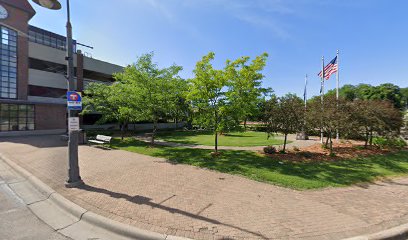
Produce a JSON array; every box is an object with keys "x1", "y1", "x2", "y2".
[
  {"x1": 76, "y1": 183, "x2": 269, "y2": 239},
  {"x1": 0, "y1": 135, "x2": 68, "y2": 148}
]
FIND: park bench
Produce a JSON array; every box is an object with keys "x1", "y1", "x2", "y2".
[{"x1": 88, "y1": 135, "x2": 112, "y2": 148}]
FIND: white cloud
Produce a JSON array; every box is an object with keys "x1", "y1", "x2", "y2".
[
  {"x1": 198, "y1": 0, "x2": 293, "y2": 39},
  {"x1": 122, "y1": 0, "x2": 295, "y2": 39},
  {"x1": 142, "y1": 0, "x2": 175, "y2": 20}
]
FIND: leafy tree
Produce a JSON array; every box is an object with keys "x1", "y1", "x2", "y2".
[
  {"x1": 355, "y1": 84, "x2": 377, "y2": 100},
  {"x1": 169, "y1": 76, "x2": 190, "y2": 128},
  {"x1": 350, "y1": 100, "x2": 403, "y2": 146},
  {"x1": 372, "y1": 83, "x2": 402, "y2": 109},
  {"x1": 265, "y1": 94, "x2": 304, "y2": 153},
  {"x1": 114, "y1": 53, "x2": 183, "y2": 144},
  {"x1": 187, "y1": 52, "x2": 229, "y2": 153},
  {"x1": 328, "y1": 83, "x2": 405, "y2": 109},
  {"x1": 225, "y1": 53, "x2": 270, "y2": 130},
  {"x1": 400, "y1": 87, "x2": 408, "y2": 109},
  {"x1": 83, "y1": 82, "x2": 140, "y2": 140},
  {"x1": 327, "y1": 84, "x2": 356, "y2": 101},
  {"x1": 307, "y1": 95, "x2": 351, "y2": 154}
]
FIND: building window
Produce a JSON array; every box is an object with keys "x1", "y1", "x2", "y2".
[
  {"x1": 28, "y1": 26, "x2": 76, "y2": 52},
  {"x1": 29, "y1": 85, "x2": 66, "y2": 98},
  {"x1": 0, "y1": 104, "x2": 35, "y2": 131},
  {"x1": 0, "y1": 26, "x2": 17, "y2": 99}
]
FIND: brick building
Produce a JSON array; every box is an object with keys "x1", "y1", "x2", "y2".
[{"x1": 0, "y1": 0, "x2": 122, "y2": 136}]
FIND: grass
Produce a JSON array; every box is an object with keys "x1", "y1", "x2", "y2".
[
  {"x1": 155, "y1": 131, "x2": 288, "y2": 147},
  {"x1": 111, "y1": 138, "x2": 408, "y2": 190}
]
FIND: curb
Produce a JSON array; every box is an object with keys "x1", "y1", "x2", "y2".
[
  {"x1": 0, "y1": 154, "x2": 191, "y2": 240},
  {"x1": 3, "y1": 153, "x2": 408, "y2": 240},
  {"x1": 344, "y1": 223, "x2": 408, "y2": 240}
]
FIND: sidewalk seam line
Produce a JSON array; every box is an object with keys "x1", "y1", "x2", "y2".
[
  {"x1": 55, "y1": 210, "x2": 89, "y2": 232},
  {"x1": 27, "y1": 191, "x2": 55, "y2": 206}
]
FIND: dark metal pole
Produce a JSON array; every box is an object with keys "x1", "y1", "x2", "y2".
[{"x1": 65, "y1": 0, "x2": 82, "y2": 187}]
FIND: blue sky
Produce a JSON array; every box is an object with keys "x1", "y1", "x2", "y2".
[{"x1": 29, "y1": 0, "x2": 408, "y2": 98}]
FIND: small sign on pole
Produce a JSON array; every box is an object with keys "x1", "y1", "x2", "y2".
[
  {"x1": 68, "y1": 117, "x2": 80, "y2": 132},
  {"x1": 67, "y1": 91, "x2": 82, "y2": 110}
]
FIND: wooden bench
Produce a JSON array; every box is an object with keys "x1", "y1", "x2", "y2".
[{"x1": 88, "y1": 135, "x2": 112, "y2": 148}]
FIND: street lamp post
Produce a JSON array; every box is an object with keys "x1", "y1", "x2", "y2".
[{"x1": 32, "y1": 0, "x2": 83, "y2": 187}]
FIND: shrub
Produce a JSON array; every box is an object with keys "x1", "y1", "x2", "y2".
[
  {"x1": 292, "y1": 146, "x2": 300, "y2": 152},
  {"x1": 297, "y1": 151, "x2": 313, "y2": 158},
  {"x1": 372, "y1": 137, "x2": 407, "y2": 149},
  {"x1": 321, "y1": 144, "x2": 329, "y2": 150},
  {"x1": 354, "y1": 145, "x2": 366, "y2": 150},
  {"x1": 263, "y1": 146, "x2": 277, "y2": 154},
  {"x1": 247, "y1": 124, "x2": 267, "y2": 132}
]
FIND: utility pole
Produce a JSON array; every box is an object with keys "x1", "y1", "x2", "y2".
[{"x1": 32, "y1": 0, "x2": 83, "y2": 187}]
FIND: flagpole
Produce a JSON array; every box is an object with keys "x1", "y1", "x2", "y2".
[
  {"x1": 304, "y1": 74, "x2": 308, "y2": 109},
  {"x1": 321, "y1": 56, "x2": 324, "y2": 144},
  {"x1": 303, "y1": 74, "x2": 308, "y2": 139},
  {"x1": 336, "y1": 49, "x2": 340, "y2": 141}
]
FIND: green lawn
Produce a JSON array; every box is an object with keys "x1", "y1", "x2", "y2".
[
  {"x1": 111, "y1": 138, "x2": 408, "y2": 190},
  {"x1": 155, "y1": 131, "x2": 287, "y2": 147}
]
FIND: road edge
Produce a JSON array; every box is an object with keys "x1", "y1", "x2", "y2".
[
  {"x1": 0, "y1": 154, "x2": 191, "y2": 240},
  {"x1": 2, "y1": 153, "x2": 408, "y2": 240}
]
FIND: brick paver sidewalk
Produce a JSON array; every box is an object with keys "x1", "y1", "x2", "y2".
[{"x1": 1, "y1": 135, "x2": 408, "y2": 240}]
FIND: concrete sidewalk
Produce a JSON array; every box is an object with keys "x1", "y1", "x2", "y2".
[
  {"x1": 0, "y1": 167, "x2": 71, "y2": 240},
  {"x1": 0, "y1": 148, "x2": 173, "y2": 240},
  {"x1": 1, "y1": 135, "x2": 408, "y2": 240}
]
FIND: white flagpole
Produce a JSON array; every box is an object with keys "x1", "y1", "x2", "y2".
[
  {"x1": 336, "y1": 50, "x2": 340, "y2": 141},
  {"x1": 321, "y1": 56, "x2": 324, "y2": 144},
  {"x1": 304, "y1": 74, "x2": 308, "y2": 109},
  {"x1": 302, "y1": 74, "x2": 308, "y2": 140}
]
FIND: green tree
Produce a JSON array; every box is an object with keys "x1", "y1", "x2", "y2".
[
  {"x1": 401, "y1": 87, "x2": 408, "y2": 109},
  {"x1": 328, "y1": 83, "x2": 405, "y2": 109},
  {"x1": 265, "y1": 94, "x2": 304, "y2": 153},
  {"x1": 225, "y1": 53, "x2": 270, "y2": 131},
  {"x1": 188, "y1": 52, "x2": 229, "y2": 153},
  {"x1": 83, "y1": 81, "x2": 140, "y2": 140},
  {"x1": 350, "y1": 100, "x2": 403, "y2": 146},
  {"x1": 114, "y1": 53, "x2": 183, "y2": 144},
  {"x1": 307, "y1": 95, "x2": 351, "y2": 154},
  {"x1": 372, "y1": 83, "x2": 402, "y2": 109}
]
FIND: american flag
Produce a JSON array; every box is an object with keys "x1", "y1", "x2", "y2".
[{"x1": 318, "y1": 56, "x2": 338, "y2": 80}]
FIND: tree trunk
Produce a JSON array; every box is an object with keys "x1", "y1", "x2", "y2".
[
  {"x1": 215, "y1": 131, "x2": 218, "y2": 153},
  {"x1": 364, "y1": 130, "x2": 369, "y2": 148},
  {"x1": 283, "y1": 133, "x2": 288, "y2": 153},
  {"x1": 214, "y1": 108, "x2": 219, "y2": 153},
  {"x1": 121, "y1": 122, "x2": 126, "y2": 140},
  {"x1": 325, "y1": 132, "x2": 329, "y2": 148},
  {"x1": 244, "y1": 118, "x2": 247, "y2": 132},
  {"x1": 329, "y1": 133, "x2": 333, "y2": 155},
  {"x1": 369, "y1": 130, "x2": 373, "y2": 146},
  {"x1": 175, "y1": 118, "x2": 178, "y2": 129},
  {"x1": 151, "y1": 119, "x2": 158, "y2": 145}
]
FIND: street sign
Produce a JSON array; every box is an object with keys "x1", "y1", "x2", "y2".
[
  {"x1": 68, "y1": 117, "x2": 80, "y2": 131},
  {"x1": 67, "y1": 91, "x2": 82, "y2": 110}
]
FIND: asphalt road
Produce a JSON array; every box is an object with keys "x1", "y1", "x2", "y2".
[{"x1": 0, "y1": 176, "x2": 71, "y2": 240}]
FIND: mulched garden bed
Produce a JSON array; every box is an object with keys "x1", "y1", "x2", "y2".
[{"x1": 261, "y1": 140, "x2": 403, "y2": 162}]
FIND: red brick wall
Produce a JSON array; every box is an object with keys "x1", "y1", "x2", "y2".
[
  {"x1": 0, "y1": 3, "x2": 30, "y2": 100},
  {"x1": 35, "y1": 104, "x2": 67, "y2": 130}
]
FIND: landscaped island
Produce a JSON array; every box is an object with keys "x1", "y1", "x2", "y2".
[
  {"x1": 155, "y1": 131, "x2": 287, "y2": 147},
  {"x1": 111, "y1": 137, "x2": 408, "y2": 190}
]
